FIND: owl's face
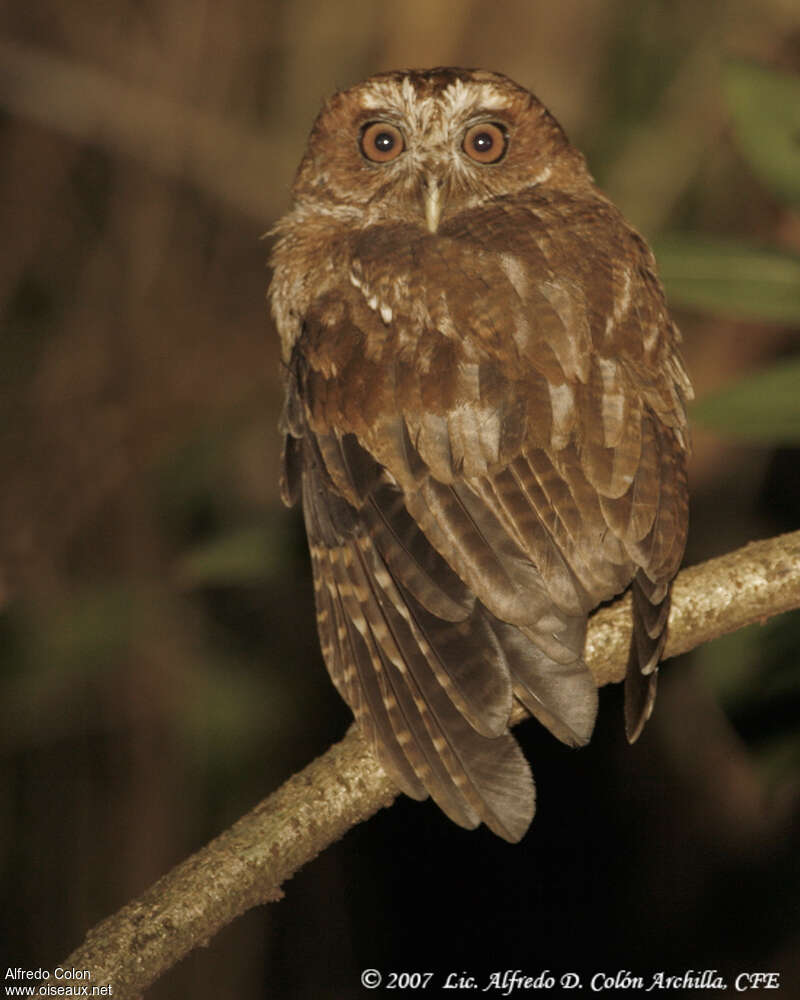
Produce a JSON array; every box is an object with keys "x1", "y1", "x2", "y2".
[{"x1": 291, "y1": 68, "x2": 591, "y2": 232}]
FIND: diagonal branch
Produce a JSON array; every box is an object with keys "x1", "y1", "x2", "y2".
[
  {"x1": 0, "y1": 37, "x2": 294, "y2": 221},
  {"x1": 36, "y1": 531, "x2": 800, "y2": 999}
]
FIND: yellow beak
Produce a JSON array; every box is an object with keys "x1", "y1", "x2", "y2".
[{"x1": 424, "y1": 179, "x2": 443, "y2": 233}]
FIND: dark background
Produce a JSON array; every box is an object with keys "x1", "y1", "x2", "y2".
[{"x1": 1, "y1": 2, "x2": 799, "y2": 997}]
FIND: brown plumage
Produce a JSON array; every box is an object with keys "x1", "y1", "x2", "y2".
[{"x1": 269, "y1": 68, "x2": 692, "y2": 842}]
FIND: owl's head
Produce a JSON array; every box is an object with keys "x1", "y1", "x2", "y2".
[{"x1": 290, "y1": 68, "x2": 592, "y2": 232}]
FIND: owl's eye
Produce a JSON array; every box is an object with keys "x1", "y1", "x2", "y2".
[
  {"x1": 360, "y1": 122, "x2": 405, "y2": 163},
  {"x1": 462, "y1": 122, "x2": 508, "y2": 164}
]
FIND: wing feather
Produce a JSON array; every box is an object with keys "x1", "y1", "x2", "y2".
[{"x1": 304, "y1": 441, "x2": 534, "y2": 838}]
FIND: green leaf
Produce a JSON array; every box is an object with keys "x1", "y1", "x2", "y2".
[
  {"x1": 174, "y1": 525, "x2": 286, "y2": 587},
  {"x1": 654, "y1": 236, "x2": 800, "y2": 324},
  {"x1": 723, "y1": 59, "x2": 800, "y2": 206},
  {"x1": 691, "y1": 357, "x2": 800, "y2": 443},
  {"x1": 697, "y1": 613, "x2": 800, "y2": 789}
]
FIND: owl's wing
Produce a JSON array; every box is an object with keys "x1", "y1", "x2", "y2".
[
  {"x1": 281, "y1": 197, "x2": 690, "y2": 837},
  {"x1": 281, "y1": 423, "x2": 537, "y2": 841}
]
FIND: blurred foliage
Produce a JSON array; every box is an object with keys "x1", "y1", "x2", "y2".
[
  {"x1": 1, "y1": 3, "x2": 799, "y2": 997},
  {"x1": 724, "y1": 58, "x2": 800, "y2": 208},
  {"x1": 656, "y1": 237, "x2": 800, "y2": 324},
  {"x1": 173, "y1": 524, "x2": 291, "y2": 588},
  {"x1": 698, "y1": 616, "x2": 800, "y2": 789},
  {"x1": 691, "y1": 356, "x2": 800, "y2": 443},
  {"x1": 665, "y1": 57, "x2": 800, "y2": 809}
]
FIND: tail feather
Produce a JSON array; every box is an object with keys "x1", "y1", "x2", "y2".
[{"x1": 625, "y1": 572, "x2": 671, "y2": 742}]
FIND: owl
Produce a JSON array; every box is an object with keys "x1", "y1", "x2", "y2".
[{"x1": 269, "y1": 68, "x2": 691, "y2": 842}]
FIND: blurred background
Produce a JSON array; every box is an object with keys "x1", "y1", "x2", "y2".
[{"x1": 1, "y1": 1, "x2": 799, "y2": 996}]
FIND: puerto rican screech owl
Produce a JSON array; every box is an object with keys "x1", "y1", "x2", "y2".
[{"x1": 269, "y1": 67, "x2": 692, "y2": 842}]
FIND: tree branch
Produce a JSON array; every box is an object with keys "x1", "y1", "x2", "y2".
[
  {"x1": 0, "y1": 38, "x2": 292, "y2": 221},
  {"x1": 37, "y1": 531, "x2": 800, "y2": 999}
]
